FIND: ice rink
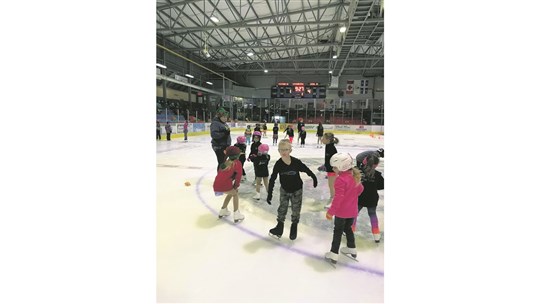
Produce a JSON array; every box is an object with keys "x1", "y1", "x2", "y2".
[{"x1": 157, "y1": 130, "x2": 385, "y2": 303}]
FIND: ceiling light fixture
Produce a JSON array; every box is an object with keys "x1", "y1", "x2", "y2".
[
  {"x1": 264, "y1": 69, "x2": 268, "y2": 73},
  {"x1": 339, "y1": 26, "x2": 346, "y2": 33},
  {"x1": 156, "y1": 63, "x2": 167, "y2": 69},
  {"x1": 247, "y1": 52, "x2": 254, "y2": 56},
  {"x1": 329, "y1": 71, "x2": 333, "y2": 74},
  {"x1": 210, "y1": 16, "x2": 219, "y2": 22},
  {"x1": 185, "y1": 74, "x2": 194, "y2": 78},
  {"x1": 206, "y1": 81, "x2": 213, "y2": 85},
  {"x1": 332, "y1": 55, "x2": 338, "y2": 59}
]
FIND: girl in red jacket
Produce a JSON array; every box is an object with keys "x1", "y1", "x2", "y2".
[
  {"x1": 213, "y1": 146, "x2": 245, "y2": 223},
  {"x1": 324, "y1": 153, "x2": 364, "y2": 265}
]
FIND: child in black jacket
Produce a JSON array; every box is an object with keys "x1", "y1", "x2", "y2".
[
  {"x1": 250, "y1": 144, "x2": 271, "y2": 200},
  {"x1": 355, "y1": 153, "x2": 384, "y2": 242},
  {"x1": 248, "y1": 131, "x2": 262, "y2": 185},
  {"x1": 299, "y1": 126, "x2": 307, "y2": 148},
  {"x1": 234, "y1": 136, "x2": 248, "y2": 181},
  {"x1": 267, "y1": 140, "x2": 318, "y2": 240}
]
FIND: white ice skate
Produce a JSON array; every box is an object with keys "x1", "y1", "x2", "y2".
[
  {"x1": 233, "y1": 210, "x2": 245, "y2": 223},
  {"x1": 253, "y1": 192, "x2": 261, "y2": 200},
  {"x1": 374, "y1": 233, "x2": 381, "y2": 243},
  {"x1": 218, "y1": 208, "x2": 231, "y2": 218},
  {"x1": 324, "y1": 251, "x2": 338, "y2": 267},
  {"x1": 340, "y1": 247, "x2": 358, "y2": 261}
]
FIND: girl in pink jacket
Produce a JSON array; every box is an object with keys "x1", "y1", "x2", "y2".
[{"x1": 324, "y1": 153, "x2": 364, "y2": 265}]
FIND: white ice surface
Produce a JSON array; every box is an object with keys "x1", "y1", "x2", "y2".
[{"x1": 157, "y1": 131, "x2": 384, "y2": 303}]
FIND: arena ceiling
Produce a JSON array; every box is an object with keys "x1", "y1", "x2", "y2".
[{"x1": 156, "y1": 0, "x2": 384, "y2": 78}]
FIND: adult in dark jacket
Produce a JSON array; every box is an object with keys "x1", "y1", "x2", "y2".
[{"x1": 210, "y1": 108, "x2": 232, "y2": 171}]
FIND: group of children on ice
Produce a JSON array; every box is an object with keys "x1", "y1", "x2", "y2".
[{"x1": 212, "y1": 119, "x2": 384, "y2": 265}]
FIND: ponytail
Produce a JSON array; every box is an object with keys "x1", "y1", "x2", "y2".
[
  {"x1": 219, "y1": 158, "x2": 235, "y2": 171},
  {"x1": 352, "y1": 167, "x2": 362, "y2": 184},
  {"x1": 362, "y1": 154, "x2": 380, "y2": 180},
  {"x1": 323, "y1": 132, "x2": 339, "y2": 145}
]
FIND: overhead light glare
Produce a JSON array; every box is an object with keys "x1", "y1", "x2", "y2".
[
  {"x1": 210, "y1": 16, "x2": 219, "y2": 22},
  {"x1": 156, "y1": 63, "x2": 167, "y2": 69},
  {"x1": 206, "y1": 81, "x2": 213, "y2": 85},
  {"x1": 264, "y1": 69, "x2": 268, "y2": 73},
  {"x1": 329, "y1": 71, "x2": 333, "y2": 74},
  {"x1": 185, "y1": 74, "x2": 194, "y2": 78},
  {"x1": 247, "y1": 52, "x2": 254, "y2": 56},
  {"x1": 332, "y1": 55, "x2": 338, "y2": 59},
  {"x1": 339, "y1": 26, "x2": 346, "y2": 33}
]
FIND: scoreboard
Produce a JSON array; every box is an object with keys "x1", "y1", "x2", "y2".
[{"x1": 271, "y1": 82, "x2": 326, "y2": 99}]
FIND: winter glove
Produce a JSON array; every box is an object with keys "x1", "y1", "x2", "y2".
[
  {"x1": 326, "y1": 213, "x2": 333, "y2": 220},
  {"x1": 224, "y1": 128, "x2": 230, "y2": 136},
  {"x1": 317, "y1": 165, "x2": 326, "y2": 172},
  {"x1": 266, "y1": 194, "x2": 272, "y2": 205}
]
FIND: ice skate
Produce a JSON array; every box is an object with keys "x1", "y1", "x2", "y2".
[
  {"x1": 324, "y1": 251, "x2": 338, "y2": 267},
  {"x1": 253, "y1": 192, "x2": 261, "y2": 200},
  {"x1": 340, "y1": 247, "x2": 358, "y2": 261},
  {"x1": 233, "y1": 210, "x2": 245, "y2": 223},
  {"x1": 218, "y1": 208, "x2": 231, "y2": 219},
  {"x1": 374, "y1": 233, "x2": 381, "y2": 243},
  {"x1": 289, "y1": 222, "x2": 298, "y2": 240},
  {"x1": 269, "y1": 220, "x2": 284, "y2": 239}
]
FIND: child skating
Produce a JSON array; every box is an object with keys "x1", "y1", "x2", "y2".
[
  {"x1": 250, "y1": 144, "x2": 270, "y2": 200},
  {"x1": 234, "y1": 136, "x2": 247, "y2": 182},
  {"x1": 212, "y1": 146, "x2": 245, "y2": 223},
  {"x1": 266, "y1": 139, "x2": 318, "y2": 240},
  {"x1": 244, "y1": 125, "x2": 252, "y2": 146},
  {"x1": 318, "y1": 132, "x2": 339, "y2": 209},
  {"x1": 316, "y1": 122, "x2": 324, "y2": 148},
  {"x1": 324, "y1": 153, "x2": 364, "y2": 265},
  {"x1": 299, "y1": 126, "x2": 307, "y2": 148},
  {"x1": 355, "y1": 152, "x2": 384, "y2": 242},
  {"x1": 247, "y1": 131, "x2": 262, "y2": 185},
  {"x1": 272, "y1": 123, "x2": 279, "y2": 146},
  {"x1": 283, "y1": 125, "x2": 294, "y2": 143}
]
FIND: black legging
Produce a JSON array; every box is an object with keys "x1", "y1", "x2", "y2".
[
  {"x1": 213, "y1": 146, "x2": 227, "y2": 171},
  {"x1": 330, "y1": 217, "x2": 355, "y2": 254}
]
